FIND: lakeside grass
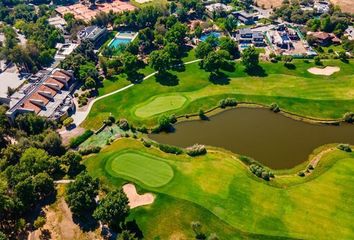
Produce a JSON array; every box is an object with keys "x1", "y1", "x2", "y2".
[
  {"x1": 82, "y1": 59, "x2": 354, "y2": 130},
  {"x1": 84, "y1": 138, "x2": 354, "y2": 239}
]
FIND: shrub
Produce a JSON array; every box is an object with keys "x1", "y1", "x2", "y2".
[
  {"x1": 314, "y1": 56, "x2": 322, "y2": 65},
  {"x1": 249, "y1": 164, "x2": 274, "y2": 181},
  {"x1": 270, "y1": 103, "x2": 280, "y2": 113},
  {"x1": 69, "y1": 130, "x2": 94, "y2": 148},
  {"x1": 63, "y1": 117, "x2": 74, "y2": 128},
  {"x1": 158, "y1": 115, "x2": 173, "y2": 132},
  {"x1": 74, "y1": 93, "x2": 79, "y2": 97},
  {"x1": 343, "y1": 112, "x2": 354, "y2": 123},
  {"x1": 337, "y1": 144, "x2": 352, "y2": 152},
  {"x1": 137, "y1": 125, "x2": 148, "y2": 133},
  {"x1": 108, "y1": 115, "x2": 115, "y2": 124},
  {"x1": 219, "y1": 98, "x2": 237, "y2": 108},
  {"x1": 199, "y1": 109, "x2": 206, "y2": 119},
  {"x1": 141, "y1": 138, "x2": 151, "y2": 147},
  {"x1": 186, "y1": 144, "x2": 207, "y2": 156},
  {"x1": 118, "y1": 119, "x2": 129, "y2": 130},
  {"x1": 308, "y1": 164, "x2": 314, "y2": 170},
  {"x1": 79, "y1": 146, "x2": 101, "y2": 155},
  {"x1": 169, "y1": 114, "x2": 177, "y2": 124},
  {"x1": 297, "y1": 171, "x2": 305, "y2": 177},
  {"x1": 159, "y1": 143, "x2": 183, "y2": 155}
]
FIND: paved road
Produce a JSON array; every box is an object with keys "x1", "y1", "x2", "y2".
[{"x1": 71, "y1": 59, "x2": 202, "y2": 128}]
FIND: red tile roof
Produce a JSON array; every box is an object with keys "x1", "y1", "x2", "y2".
[
  {"x1": 38, "y1": 85, "x2": 58, "y2": 97},
  {"x1": 52, "y1": 70, "x2": 72, "y2": 82},
  {"x1": 30, "y1": 92, "x2": 50, "y2": 105},
  {"x1": 45, "y1": 77, "x2": 64, "y2": 89},
  {"x1": 22, "y1": 101, "x2": 41, "y2": 114}
]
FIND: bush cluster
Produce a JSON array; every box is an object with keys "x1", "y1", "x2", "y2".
[
  {"x1": 186, "y1": 144, "x2": 207, "y2": 156},
  {"x1": 63, "y1": 117, "x2": 74, "y2": 128},
  {"x1": 159, "y1": 143, "x2": 183, "y2": 155},
  {"x1": 343, "y1": 112, "x2": 354, "y2": 123},
  {"x1": 270, "y1": 103, "x2": 280, "y2": 113},
  {"x1": 249, "y1": 164, "x2": 274, "y2": 181},
  {"x1": 337, "y1": 144, "x2": 352, "y2": 152},
  {"x1": 219, "y1": 98, "x2": 237, "y2": 108},
  {"x1": 118, "y1": 119, "x2": 129, "y2": 130},
  {"x1": 141, "y1": 138, "x2": 152, "y2": 148},
  {"x1": 77, "y1": 91, "x2": 91, "y2": 107},
  {"x1": 79, "y1": 146, "x2": 101, "y2": 155},
  {"x1": 297, "y1": 171, "x2": 305, "y2": 177},
  {"x1": 69, "y1": 130, "x2": 94, "y2": 148}
]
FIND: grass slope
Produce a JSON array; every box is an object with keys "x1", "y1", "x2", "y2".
[
  {"x1": 84, "y1": 138, "x2": 354, "y2": 239},
  {"x1": 82, "y1": 59, "x2": 354, "y2": 130}
]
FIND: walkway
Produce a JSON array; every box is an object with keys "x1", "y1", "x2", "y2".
[{"x1": 71, "y1": 59, "x2": 202, "y2": 127}]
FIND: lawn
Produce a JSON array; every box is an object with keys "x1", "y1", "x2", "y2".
[
  {"x1": 84, "y1": 138, "x2": 354, "y2": 239},
  {"x1": 105, "y1": 150, "x2": 174, "y2": 187},
  {"x1": 82, "y1": 59, "x2": 354, "y2": 130}
]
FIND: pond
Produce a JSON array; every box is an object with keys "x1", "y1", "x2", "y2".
[{"x1": 149, "y1": 108, "x2": 354, "y2": 169}]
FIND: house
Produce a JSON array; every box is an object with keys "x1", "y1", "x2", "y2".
[
  {"x1": 55, "y1": 43, "x2": 79, "y2": 60},
  {"x1": 205, "y1": 3, "x2": 233, "y2": 18},
  {"x1": 314, "y1": 1, "x2": 330, "y2": 14},
  {"x1": 308, "y1": 32, "x2": 341, "y2": 46},
  {"x1": 48, "y1": 16, "x2": 67, "y2": 32},
  {"x1": 234, "y1": 28, "x2": 265, "y2": 47},
  {"x1": 77, "y1": 25, "x2": 107, "y2": 47},
  {"x1": 345, "y1": 26, "x2": 354, "y2": 40},
  {"x1": 6, "y1": 69, "x2": 76, "y2": 123},
  {"x1": 232, "y1": 11, "x2": 258, "y2": 25}
]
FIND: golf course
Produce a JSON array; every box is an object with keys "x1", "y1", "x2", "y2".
[
  {"x1": 84, "y1": 138, "x2": 354, "y2": 239},
  {"x1": 82, "y1": 59, "x2": 354, "y2": 130}
]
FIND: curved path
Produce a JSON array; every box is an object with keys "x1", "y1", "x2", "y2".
[{"x1": 71, "y1": 59, "x2": 202, "y2": 127}]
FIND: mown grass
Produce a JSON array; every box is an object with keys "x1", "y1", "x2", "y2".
[
  {"x1": 82, "y1": 59, "x2": 354, "y2": 130},
  {"x1": 105, "y1": 150, "x2": 174, "y2": 187},
  {"x1": 84, "y1": 138, "x2": 354, "y2": 239}
]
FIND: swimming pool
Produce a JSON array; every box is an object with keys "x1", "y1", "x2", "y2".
[
  {"x1": 200, "y1": 31, "x2": 221, "y2": 41},
  {"x1": 108, "y1": 32, "x2": 137, "y2": 49}
]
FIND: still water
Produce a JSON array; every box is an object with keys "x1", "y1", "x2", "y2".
[{"x1": 150, "y1": 108, "x2": 354, "y2": 169}]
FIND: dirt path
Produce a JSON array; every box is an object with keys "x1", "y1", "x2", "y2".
[{"x1": 123, "y1": 183, "x2": 155, "y2": 209}]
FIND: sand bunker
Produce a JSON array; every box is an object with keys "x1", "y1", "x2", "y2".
[
  {"x1": 135, "y1": 0, "x2": 152, "y2": 3},
  {"x1": 123, "y1": 183, "x2": 154, "y2": 209},
  {"x1": 307, "y1": 66, "x2": 340, "y2": 76}
]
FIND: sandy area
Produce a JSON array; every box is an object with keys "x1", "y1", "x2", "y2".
[
  {"x1": 135, "y1": 0, "x2": 152, "y2": 3},
  {"x1": 123, "y1": 184, "x2": 154, "y2": 209},
  {"x1": 28, "y1": 197, "x2": 101, "y2": 240},
  {"x1": 256, "y1": 0, "x2": 354, "y2": 13},
  {"x1": 307, "y1": 66, "x2": 340, "y2": 76}
]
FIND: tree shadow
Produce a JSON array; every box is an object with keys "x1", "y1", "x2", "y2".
[
  {"x1": 126, "y1": 220, "x2": 144, "y2": 239},
  {"x1": 72, "y1": 213, "x2": 99, "y2": 232},
  {"x1": 245, "y1": 65, "x2": 268, "y2": 77},
  {"x1": 221, "y1": 61, "x2": 236, "y2": 72},
  {"x1": 127, "y1": 71, "x2": 144, "y2": 84},
  {"x1": 284, "y1": 63, "x2": 296, "y2": 70},
  {"x1": 209, "y1": 72, "x2": 230, "y2": 85},
  {"x1": 155, "y1": 71, "x2": 179, "y2": 86}
]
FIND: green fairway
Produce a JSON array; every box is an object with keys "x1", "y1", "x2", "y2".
[
  {"x1": 105, "y1": 151, "x2": 174, "y2": 187},
  {"x1": 134, "y1": 95, "x2": 187, "y2": 118},
  {"x1": 82, "y1": 59, "x2": 354, "y2": 130},
  {"x1": 85, "y1": 138, "x2": 354, "y2": 239}
]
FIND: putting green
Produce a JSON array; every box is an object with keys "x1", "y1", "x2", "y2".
[
  {"x1": 106, "y1": 151, "x2": 174, "y2": 187},
  {"x1": 134, "y1": 95, "x2": 187, "y2": 118}
]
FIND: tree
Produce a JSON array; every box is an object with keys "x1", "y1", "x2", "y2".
[
  {"x1": 42, "y1": 131, "x2": 63, "y2": 156},
  {"x1": 33, "y1": 216, "x2": 46, "y2": 229},
  {"x1": 0, "y1": 231, "x2": 7, "y2": 240},
  {"x1": 241, "y1": 46, "x2": 259, "y2": 71},
  {"x1": 195, "y1": 42, "x2": 213, "y2": 59},
  {"x1": 219, "y1": 37, "x2": 240, "y2": 59},
  {"x1": 338, "y1": 51, "x2": 348, "y2": 62},
  {"x1": 158, "y1": 115, "x2": 172, "y2": 131},
  {"x1": 116, "y1": 230, "x2": 137, "y2": 240},
  {"x1": 202, "y1": 51, "x2": 223, "y2": 73},
  {"x1": 15, "y1": 113, "x2": 46, "y2": 135},
  {"x1": 66, "y1": 172, "x2": 99, "y2": 217},
  {"x1": 84, "y1": 76, "x2": 96, "y2": 89},
  {"x1": 32, "y1": 173, "x2": 54, "y2": 200},
  {"x1": 149, "y1": 50, "x2": 171, "y2": 73},
  {"x1": 61, "y1": 151, "x2": 84, "y2": 177},
  {"x1": 93, "y1": 189, "x2": 130, "y2": 230},
  {"x1": 165, "y1": 22, "x2": 188, "y2": 47},
  {"x1": 282, "y1": 55, "x2": 293, "y2": 66},
  {"x1": 121, "y1": 52, "x2": 141, "y2": 75}
]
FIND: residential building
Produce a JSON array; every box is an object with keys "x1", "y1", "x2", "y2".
[
  {"x1": 314, "y1": 1, "x2": 330, "y2": 14},
  {"x1": 205, "y1": 3, "x2": 233, "y2": 18},
  {"x1": 345, "y1": 26, "x2": 354, "y2": 40},
  {"x1": 308, "y1": 31, "x2": 341, "y2": 46},
  {"x1": 78, "y1": 25, "x2": 107, "y2": 47},
  {"x1": 48, "y1": 16, "x2": 67, "y2": 32},
  {"x1": 55, "y1": 43, "x2": 79, "y2": 60},
  {"x1": 232, "y1": 11, "x2": 258, "y2": 25},
  {"x1": 6, "y1": 69, "x2": 76, "y2": 123},
  {"x1": 234, "y1": 28, "x2": 265, "y2": 47}
]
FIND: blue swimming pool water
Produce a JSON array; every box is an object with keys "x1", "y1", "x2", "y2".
[
  {"x1": 200, "y1": 31, "x2": 221, "y2": 41},
  {"x1": 109, "y1": 37, "x2": 132, "y2": 49}
]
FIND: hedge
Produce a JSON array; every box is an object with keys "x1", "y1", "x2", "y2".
[{"x1": 69, "y1": 130, "x2": 94, "y2": 148}]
